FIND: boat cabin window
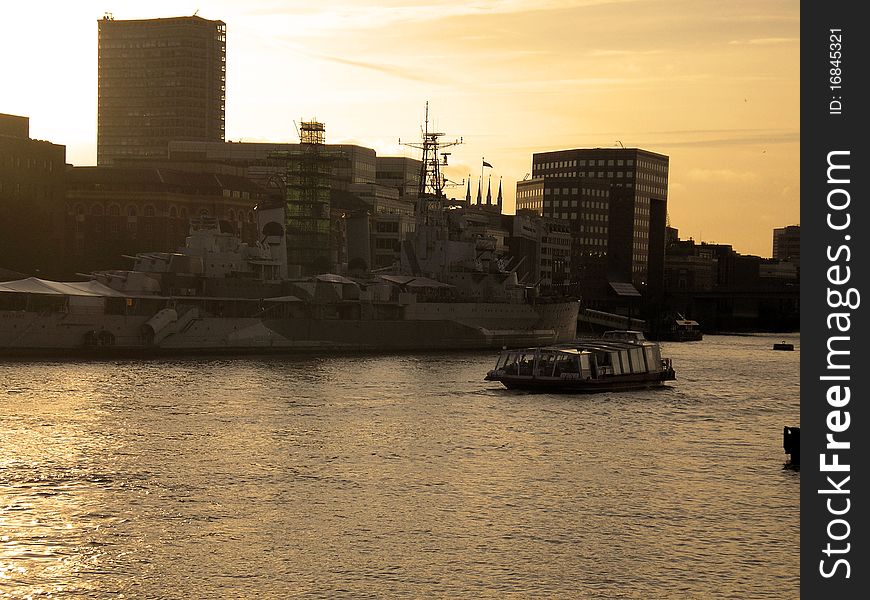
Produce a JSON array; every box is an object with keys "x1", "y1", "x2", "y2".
[
  {"x1": 628, "y1": 348, "x2": 646, "y2": 373},
  {"x1": 553, "y1": 354, "x2": 580, "y2": 376},
  {"x1": 496, "y1": 352, "x2": 517, "y2": 370},
  {"x1": 579, "y1": 354, "x2": 592, "y2": 377},
  {"x1": 535, "y1": 353, "x2": 557, "y2": 376},
  {"x1": 517, "y1": 352, "x2": 535, "y2": 376},
  {"x1": 612, "y1": 351, "x2": 626, "y2": 375},
  {"x1": 644, "y1": 346, "x2": 661, "y2": 372}
]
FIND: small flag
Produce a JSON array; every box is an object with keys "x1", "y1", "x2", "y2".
[{"x1": 482, "y1": 160, "x2": 493, "y2": 168}]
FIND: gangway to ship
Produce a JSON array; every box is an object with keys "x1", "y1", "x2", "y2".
[{"x1": 577, "y1": 307, "x2": 647, "y2": 333}]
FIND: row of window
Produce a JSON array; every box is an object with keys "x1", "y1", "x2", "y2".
[
  {"x1": 540, "y1": 236, "x2": 571, "y2": 247},
  {"x1": 537, "y1": 158, "x2": 636, "y2": 170},
  {"x1": 635, "y1": 184, "x2": 666, "y2": 196},
  {"x1": 0, "y1": 182, "x2": 56, "y2": 199},
  {"x1": 102, "y1": 58, "x2": 214, "y2": 69},
  {"x1": 636, "y1": 159, "x2": 668, "y2": 172},
  {"x1": 99, "y1": 79, "x2": 226, "y2": 93},
  {"x1": 577, "y1": 225, "x2": 608, "y2": 234},
  {"x1": 0, "y1": 157, "x2": 57, "y2": 172},
  {"x1": 547, "y1": 186, "x2": 609, "y2": 196},
  {"x1": 637, "y1": 171, "x2": 667, "y2": 184},
  {"x1": 69, "y1": 203, "x2": 254, "y2": 222},
  {"x1": 100, "y1": 39, "x2": 221, "y2": 51},
  {"x1": 544, "y1": 212, "x2": 610, "y2": 226},
  {"x1": 544, "y1": 199, "x2": 608, "y2": 212}
]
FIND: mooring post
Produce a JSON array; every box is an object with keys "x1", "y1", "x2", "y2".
[{"x1": 783, "y1": 426, "x2": 800, "y2": 466}]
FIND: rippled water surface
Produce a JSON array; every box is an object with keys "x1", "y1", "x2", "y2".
[{"x1": 1, "y1": 333, "x2": 800, "y2": 598}]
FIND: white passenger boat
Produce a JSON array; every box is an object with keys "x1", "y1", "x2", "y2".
[{"x1": 484, "y1": 330, "x2": 675, "y2": 392}]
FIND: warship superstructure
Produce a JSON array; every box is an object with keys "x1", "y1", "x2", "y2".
[{"x1": 0, "y1": 109, "x2": 578, "y2": 355}]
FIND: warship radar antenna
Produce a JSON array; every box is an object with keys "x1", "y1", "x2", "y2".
[{"x1": 400, "y1": 102, "x2": 462, "y2": 222}]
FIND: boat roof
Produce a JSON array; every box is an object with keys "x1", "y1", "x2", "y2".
[
  {"x1": 503, "y1": 339, "x2": 657, "y2": 355},
  {"x1": 379, "y1": 275, "x2": 454, "y2": 289},
  {"x1": 0, "y1": 277, "x2": 303, "y2": 303},
  {"x1": 0, "y1": 277, "x2": 126, "y2": 297}
]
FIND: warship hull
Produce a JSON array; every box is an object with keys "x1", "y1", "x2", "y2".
[{"x1": 0, "y1": 299, "x2": 579, "y2": 356}]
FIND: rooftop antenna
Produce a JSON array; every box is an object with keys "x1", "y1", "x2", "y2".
[{"x1": 193, "y1": 9, "x2": 200, "y2": 16}]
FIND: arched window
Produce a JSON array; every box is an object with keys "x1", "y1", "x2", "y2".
[
  {"x1": 74, "y1": 203, "x2": 85, "y2": 215},
  {"x1": 144, "y1": 205, "x2": 156, "y2": 217},
  {"x1": 126, "y1": 205, "x2": 138, "y2": 217},
  {"x1": 228, "y1": 209, "x2": 236, "y2": 222},
  {"x1": 169, "y1": 206, "x2": 178, "y2": 218},
  {"x1": 109, "y1": 204, "x2": 120, "y2": 216},
  {"x1": 91, "y1": 204, "x2": 104, "y2": 216},
  {"x1": 179, "y1": 207, "x2": 188, "y2": 219}
]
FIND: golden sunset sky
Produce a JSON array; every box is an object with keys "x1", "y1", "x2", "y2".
[{"x1": 1, "y1": 0, "x2": 799, "y2": 257}]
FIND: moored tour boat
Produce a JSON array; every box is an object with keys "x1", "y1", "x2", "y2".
[{"x1": 484, "y1": 330, "x2": 675, "y2": 393}]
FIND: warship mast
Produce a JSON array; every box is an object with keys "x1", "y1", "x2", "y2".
[{"x1": 400, "y1": 102, "x2": 462, "y2": 225}]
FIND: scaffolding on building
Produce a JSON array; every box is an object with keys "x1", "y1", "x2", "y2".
[{"x1": 269, "y1": 120, "x2": 341, "y2": 275}]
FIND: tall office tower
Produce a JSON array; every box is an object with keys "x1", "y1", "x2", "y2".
[
  {"x1": 530, "y1": 148, "x2": 669, "y2": 293},
  {"x1": 772, "y1": 225, "x2": 800, "y2": 262},
  {"x1": 97, "y1": 14, "x2": 226, "y2": 165}
]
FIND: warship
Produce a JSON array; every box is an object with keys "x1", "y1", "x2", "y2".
[{"x1": 0, "y1": 111, "x2": 578, "y2": 356}]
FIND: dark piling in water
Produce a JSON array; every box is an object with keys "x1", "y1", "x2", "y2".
[{"x1": 783, "y1": 426, "x2": 800, "y2": 467}]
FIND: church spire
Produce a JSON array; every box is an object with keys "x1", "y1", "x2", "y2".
[
  {"x1": 486, "y1": 175, "x2": 492, "y2": 205},
  {"x1": 476, "y1": 179, "x2": 482, "y2": 205},
  {"x1": 496, "y1": 177, "x2": 503, "y2": 214},
  {"x1": 465, "y1": 176, "x2": 471, "y2": 204}
]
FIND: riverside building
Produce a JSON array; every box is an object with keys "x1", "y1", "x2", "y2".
[
  {"x1": 524, "y1": 148, "x2": 669, "y2": 295},
  {"x1": 97, "y1": 14, "x2": 227, "y2": 165}
]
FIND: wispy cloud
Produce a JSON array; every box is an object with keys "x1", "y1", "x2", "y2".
[
  {"x1": 686, "y1": 168, "x2": 760, "y2": 183},
  {"x1": 587, "y1": 48, "x2": 667, "y2": 57},
  {"x1": 306, "y1": 53, "x2": 435, "y2": 83},
  {"x1": 650, "y1": 131, "x2": 799, "y2": 149},
  {"x1": 240, "y1": 0, "x2": 639, "y2": 34},
  {"x1": 729, "y1": 37, "x2": 797, "y2": 45}
]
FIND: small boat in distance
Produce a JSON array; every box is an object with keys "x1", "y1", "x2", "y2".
[
  {"x1": 773, "y1": 341, "x2": 795, "y2": 351},
  {"x1": 484, "y1": 330, "x2": 676, "y2": 393},
  {"x1": 650, "y1": 313, "x2": 703, "y2": 342}
]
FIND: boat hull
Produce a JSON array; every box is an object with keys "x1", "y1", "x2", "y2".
[
  {"x1": 486, "y1": 371, "x2": 675, "y2": 393},
  {"x1": 0, "y1": 300, "x2": 579, "y2": 356}
]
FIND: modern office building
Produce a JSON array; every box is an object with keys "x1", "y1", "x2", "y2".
[
  {"x1": 504, "y1": 211, "x2": 572, "y2": 289},
  {"x1": 97, "y1": 14, "x2": 227, "y2": 165},
  {"x1": 165, "y1": 140, "x2": 378, "y2": 192},
  {"x1": 528, "y1": 148, "x2": 669, "y2": 293},
  {"x1": 376, "y1": 156, "x2": 422, "y2": 200},
  {"x1": 772, "y1": 225, "x2": 800, "y2": 262}
]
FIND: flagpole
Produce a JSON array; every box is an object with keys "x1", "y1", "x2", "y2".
[{"x1": 480, "y1": 157, "x2": 484, "y2": 200}]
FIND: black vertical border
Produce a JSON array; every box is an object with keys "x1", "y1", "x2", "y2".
[{"x1": 802, "y1": 3, "x2": 868, "y2": 597}]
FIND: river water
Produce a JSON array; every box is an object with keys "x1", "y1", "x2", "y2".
[{"x1": 1, "y1": 333, "x2": 799, "y2": 599}]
